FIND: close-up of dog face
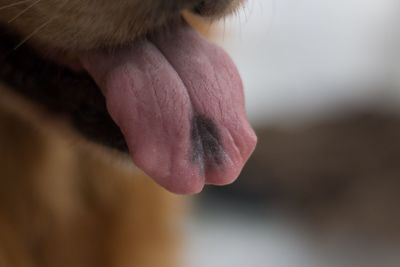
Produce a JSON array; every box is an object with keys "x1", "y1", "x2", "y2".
[
  {"x1": 3, "y1": 1, "x2": 400, "y2": 266},
  {"x1": 0, "y1": 0, "x2": 256, "y2": 194}
]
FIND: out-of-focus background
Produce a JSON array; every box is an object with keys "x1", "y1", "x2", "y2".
[{"x1": 187, "y1": 0, "x2": 400, "y2": 266}]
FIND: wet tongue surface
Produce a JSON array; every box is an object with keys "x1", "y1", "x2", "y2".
[{"x1": 80, "y1": 22, "x2": 257, "y2": 194}]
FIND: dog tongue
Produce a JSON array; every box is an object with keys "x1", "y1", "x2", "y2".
[{"x1": 80, "y1": 22, "x2": 256, "y2": 194}]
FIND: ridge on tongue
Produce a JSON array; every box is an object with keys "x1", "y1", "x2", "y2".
[{"x1": 81, "y1": 22, "x2": 257, "y2": 195}]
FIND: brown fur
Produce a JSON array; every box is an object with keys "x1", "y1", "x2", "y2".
[{"x1": 0, "y1": 86, "x2": 184, "y2": 267}]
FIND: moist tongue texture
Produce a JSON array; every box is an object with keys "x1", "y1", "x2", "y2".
[{"x1": 80, "y1": 22, "x2": 257, "y2": 194}]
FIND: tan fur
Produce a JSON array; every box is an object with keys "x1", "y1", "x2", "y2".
[
  {"x1": 0, "y1": 1, "x2": 242, "y2": 265},
  {"x1": 0, "y1": 85, "x2": 184, "y2": 267}
]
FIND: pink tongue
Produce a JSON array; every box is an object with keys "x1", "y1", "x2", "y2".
[{"x1": 80, "y1": 22, "x2": 257, "y2": 194}]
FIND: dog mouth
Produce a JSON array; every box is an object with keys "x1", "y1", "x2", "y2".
[{"x1": 0, "y1": 19, "x2": 256, "y2": 194}]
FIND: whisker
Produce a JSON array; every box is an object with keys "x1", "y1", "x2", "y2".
[
  {"x1": 14, "y1": 17, "x2": 54, "y2": 49},
  {"x1": 13, "y1": 0, "x2": 68, "y2": 50},
  {"x1": 8, "y1": 0, "x2": 41, "y2": 23},
  {"x1": 0, "y1": 0, "x2": 32, "y2": 11}
]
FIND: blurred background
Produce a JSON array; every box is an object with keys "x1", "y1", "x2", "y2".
[{"x1": 187, "y1": 0, "x2": 400, "y2": 266}]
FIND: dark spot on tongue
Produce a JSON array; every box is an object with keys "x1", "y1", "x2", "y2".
[{"x1": 191, "y1": 114, "x2": 225, "y2": 171}]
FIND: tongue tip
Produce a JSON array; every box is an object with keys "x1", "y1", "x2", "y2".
[
  {"x1": 157, "y1": 176, "x2": 206, "y2": 195},
  {"x1": 133, "y1": 119, "x2": 257, "y2": 196}
]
